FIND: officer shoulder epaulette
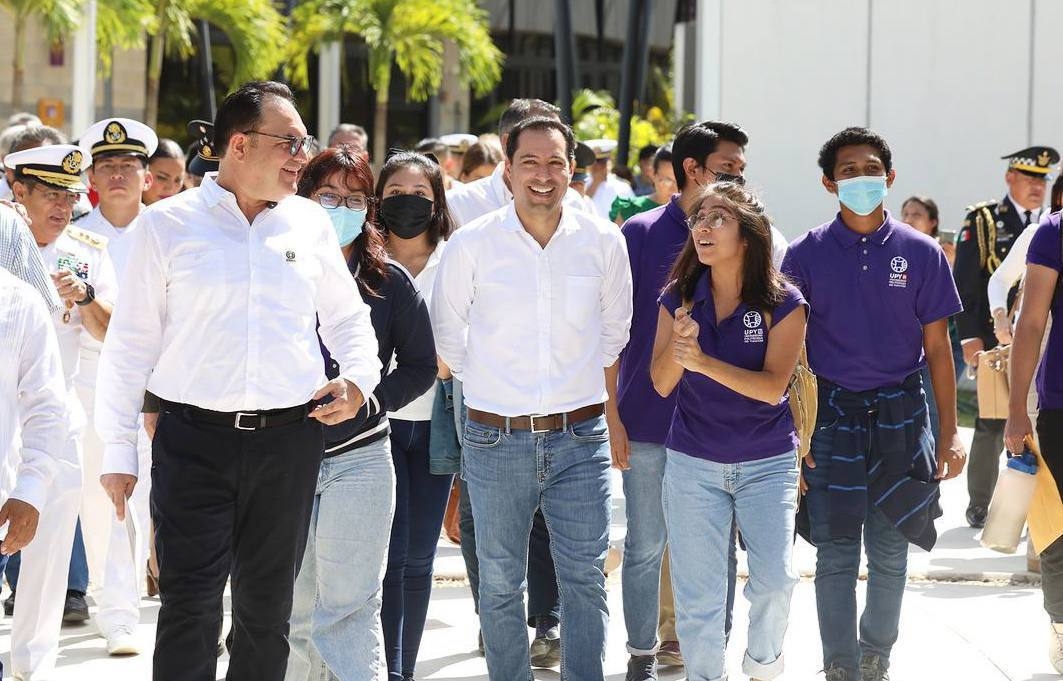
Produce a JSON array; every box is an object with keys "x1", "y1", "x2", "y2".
[
  {"x1": 65, "y1": 225, "x2": 108, "y2": 250},
  {"x1": 964, "y1": 199, "x2": 998, "y2": 215}
]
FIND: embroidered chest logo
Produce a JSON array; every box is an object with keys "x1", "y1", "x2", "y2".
[
  {"x1": 285, "y1": 250, "x2": 296, "y2": 262},
  {"x1": 888, "y1": 256, "x2": 908, "y2": 289},
  {"x1": 743, "y1": 310, "x2": 764, "y2": 343}
]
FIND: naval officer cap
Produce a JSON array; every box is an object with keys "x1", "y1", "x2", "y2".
[
  {"x1": 1002, "y1": 146, "x2": 1060, "y2": 178},
  {"x1": 440, "y1": 133, "x2": 478, "y2": 154},
  {"x1": 80, "y1": 117, "x2": 159, "y2": 161},
  {"x1": 571, "y1": 142, "x2": 596, "y2": 183},
  {"x1": 4, "y1": 144, "x2": 92, "y2": 192},
  {"x1": 187, "y1": 119, "x2": 220, "y2": 176},
  {"x1": 585, "y1": 138, "x2": 618, "y2": 161}
]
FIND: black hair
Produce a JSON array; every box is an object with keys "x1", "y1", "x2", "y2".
[
  {"x1": 671, "y1": 121, "x2": 748, "y2": 191},
  {"x1": 498, "y1": 99, "x2": 561, "y2": 137},
  {"x1": 213, "y1": 80, "x2": 295, "y2": 157},
  {"x1": 817, "y1": 127, "x2": 893, "y2": 181},
  {"x1": 414, "y1": 137, "x2": 448, "y2": 164},
  {"x1": 504, "y1": 117, "x2": 575, "y2": 162},
  {"x1": 638, "y1": 144, "x2": 659, "y2": 162},
  {"x1": 374, "y1": 151, "x2": 455, "y2": 247},
  {"x1": 901, "y1": 196, "x2": 940, "y2": 237},
  {"x1": 653, "y1": 143, "x2": 673, "y2": 173},
  {"x1": 150, "y1": 138, "x2": 185, "y2": 162}
]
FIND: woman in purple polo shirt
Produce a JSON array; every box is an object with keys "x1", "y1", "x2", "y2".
[
  {"x1": 650, "y1": 181, "x2": 807, "y2": 681},
  {"x1": 1004, "y1": 211, "x2": 1063, "y2": 674}
]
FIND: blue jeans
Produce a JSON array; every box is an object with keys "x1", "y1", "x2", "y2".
[
  {"x1": 804, "y1": 422, "x2": 910, "y2": 677},
  {"x1": 286, "y1": 436, "x2": 396, "y2": 681},
  {"x1": 383, "y1": 419, "x2": 454, "y2": 680},
  {"x1": 462, "y1": 414, "x2": 612, "y2": 681},
  {"x1": 6, "y1": 517, "x2": 88, "y2": 594},
  {"x1": 663, "y1": 450, "x2": 798, "y2": 681},
  {"x1": 623, "y1": 441, "x2": 739, "y2": 653}
]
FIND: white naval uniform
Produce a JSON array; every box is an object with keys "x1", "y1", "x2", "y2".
[
  {"x1": 12, "y1": 225, "x2": 116, "y2": 679},
  {"x1": 0, "y1": 270, "x2": 71, "y2": 679},
  {"x1": 586, "y1": 173, "x2": 634, "y2": 221},
  {"x1": 73, "y1": 206, "x2": 152, "y2": 637}
]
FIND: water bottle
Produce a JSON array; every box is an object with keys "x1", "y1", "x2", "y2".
[{"x1": 981, "y1": 450, "x2": 1039, "y2": 553}]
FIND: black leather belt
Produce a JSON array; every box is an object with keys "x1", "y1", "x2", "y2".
[
  {"x1": 161, "y1": 400, "x2": 312, "y2": 431},
  {"x1": 466, "y1": 403, "x2": 605, "y2": 433}
]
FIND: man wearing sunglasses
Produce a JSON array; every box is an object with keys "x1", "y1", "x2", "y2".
[{"x1": 95, "y1": 80, "x2": 380, "y2": 681}]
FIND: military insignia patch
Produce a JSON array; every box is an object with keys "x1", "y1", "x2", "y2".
[
  {"x1": 1039, "y1": 150, "x2": 1051, "y2": 167},
  {"x1": 105, "y1": 121, "x2": 127, "y2": 144},
  {"x1": 61, "y1": 150, "x2": 83, "y2": 174}
]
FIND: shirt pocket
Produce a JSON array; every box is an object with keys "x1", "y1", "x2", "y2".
[{"x1": 564, "y1": 274, "x2": 601, "y2": 327}]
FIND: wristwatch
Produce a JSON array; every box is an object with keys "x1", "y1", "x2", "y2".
[{"x1": 75, "y1": 283, "x2": 95, "y2": 306}]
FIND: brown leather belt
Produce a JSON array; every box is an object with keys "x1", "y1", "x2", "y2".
[{"x1": 467, "y1": 403, "x2": 605, "y2": 433}]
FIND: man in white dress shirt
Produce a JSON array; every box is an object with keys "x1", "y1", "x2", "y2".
[
  {"x1": 0, "y1": 269, "x2": 71, "y2": 681},
  {"x1": 6, "y1": 143, "x2": 116, "y2": 679},
  {"x1": 94, "y1": 80, "x2": 381, "y2": 681},
  {"x1": 74, "y1": 116, "x2": 159, "y2": 655},
  {"x1": 432, "y1": 116, "x2": 633, "y2": 681}
]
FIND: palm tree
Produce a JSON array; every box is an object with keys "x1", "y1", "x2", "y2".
[
  {"x1": 143, "y1": 0, "x2": 286, "y2": 128},
  {"x1": 287, "y1": 0, "x2": 504, "y2": 164},
  {"x1": 96, "y1": 0, "x2": 156, "y2": 76},
  {"x1": 1, "y1": 0, "x2": 82, "y2": 109}
]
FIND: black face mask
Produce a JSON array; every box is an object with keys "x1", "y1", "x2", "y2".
[{"x1": 379, "y1": 194, "x2": 434, "y2": 240}]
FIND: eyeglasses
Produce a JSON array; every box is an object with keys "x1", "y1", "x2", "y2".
[
  {"x1": 32, "y1": 185, "x2": 80, "y2": 206},
  {"x1": 315, "y1": 192, "x2": 371, "y2": 211},
  {"x1": 686, "y1": 209, "x2": 736, "y2": 231},
  {"x1": 242, "y1": 130, "x2": 316, "y2": 156}
]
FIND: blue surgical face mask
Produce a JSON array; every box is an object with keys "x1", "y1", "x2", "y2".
[
  {"x1": 328, "y1": 206, "x2": 367, "y2": 246},
  {"x1": 835, "y1": 175, "x2": 888, "y2": 216}
]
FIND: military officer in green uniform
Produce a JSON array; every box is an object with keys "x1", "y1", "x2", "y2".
[{"x1": 954, "y1": 145, "x2": 1059, "y2": 528}]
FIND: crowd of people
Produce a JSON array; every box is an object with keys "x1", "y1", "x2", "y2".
[{"x1": 0, "y1": 78, "x2": 1061, "y2": 681}]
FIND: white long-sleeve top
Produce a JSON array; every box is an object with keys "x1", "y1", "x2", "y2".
[
  {"x1": 431, "y1": 202, "x2": 632, "y2": 416},
  {"x1": 0, "y1": 269, "x2": 69, "y2": 512},
  {"x1": 0, "y1": 204, "x2": 61, "y2": 313},
  {"x1": 987, "y1": 223, "x2": 1037, "y2": 320},
  {"x1": 95, "y1": 173, "x2": 381, "y2": 478}
]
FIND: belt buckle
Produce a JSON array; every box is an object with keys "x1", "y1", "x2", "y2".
[
  {"x1": 528, "y1": 414, "x2": 551, "y2": 434},
  {"x1": 234, "y1": 412, "x2": 258, "y2": 431}
]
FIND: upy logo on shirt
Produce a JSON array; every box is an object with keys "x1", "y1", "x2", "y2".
[
  {"x1": 888, "y1": 256, "x2": 908, "y2": 289},
  {"x1": 743, "y1": 310, "x2": 764, "y2": 343}
]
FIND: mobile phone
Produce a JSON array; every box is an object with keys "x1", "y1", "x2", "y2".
[{"x1": 938, "y1": 229, "x2": 957, "y2": 245}]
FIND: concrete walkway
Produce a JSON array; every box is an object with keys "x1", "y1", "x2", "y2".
[{"x1": 3, "y1": 426, "x2": 1060, "y2": 679}]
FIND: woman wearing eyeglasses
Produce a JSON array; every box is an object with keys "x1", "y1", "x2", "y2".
[
  {"x1": 286, "y1": 146, "x2": 437, "y2": 681},
  {"x1": 374, "y1": 151, "x2": 457, "y2": 681},
  {"x1": 650, "y1": 182, "x2": 807, "y2": 681}
]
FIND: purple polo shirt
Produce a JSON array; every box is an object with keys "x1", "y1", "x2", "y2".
[
  {"x1": 617, "y1": 197, "x2": 689, "y2": 444},
  {"x1": 782, "y1": 212, "x2": 961, "y2": 392},
  {"x1": 1027, "y1": 212, "x2": 1063, "y2": 409},
  {"x1": 659, "y1": 276, "x2": 807, "y2": 463}
]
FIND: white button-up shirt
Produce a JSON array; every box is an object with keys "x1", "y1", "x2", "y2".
[
  {"x1": 0, "y1": 269, "x2": 69, "y2": 512},
  {"x1": 446, "y1": 162, "x2": 591, "y2": 228},
  {"x1": 96, "y1": 173, "x2": 381, "y2": 477},
  {"x1": 431, "y1": 203, "x2": 632, "y2": 416},
  {"x1": 586, "y1": 174, "x2": 634, "y2": 220}
]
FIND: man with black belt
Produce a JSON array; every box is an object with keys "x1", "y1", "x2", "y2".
[
  {"x1": 94, "y1": 81, "x2": 380, "y2": 681},
  {"x1": 955, "y1": 145, "x2": 1058, "y2": 528},
  {"x1": 432, "y1": 116, "x2": 632, "y2": 681}
]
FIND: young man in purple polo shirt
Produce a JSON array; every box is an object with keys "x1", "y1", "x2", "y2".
[
  {"x1": 782, "y1": 127, "x2": 967, "y2": 681},
  {"x1": 616, "y1": 120, "x2": 750, "y2": 680}
]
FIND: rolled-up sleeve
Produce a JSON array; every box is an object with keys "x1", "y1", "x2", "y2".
[
  {"x1": 13, "y1": 296, "x2": 67, "y2": 511},
  {"x1": 96, "y1": 217, "x2": 166, "y2": 478},
  {"x1": 313, "y1": 225, "x2": 381, "y2": 400},
  {"x1": 430, "y1": 231, "x2": 475, "y2": 377},
  {"x1": 599, "y1": 230, "x2": 633, "y2": 365}
]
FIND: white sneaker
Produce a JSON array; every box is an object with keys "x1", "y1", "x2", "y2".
[
  {"x1": 106, "y1": 625, "x2": 142, "y2": 656},
  {"x1": 1051, "y1": 622, "x2": 1063, "y2": 673}
]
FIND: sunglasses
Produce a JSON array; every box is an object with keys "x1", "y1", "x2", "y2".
[{"x1": 242, "y1": 130, "x2": 316, "y2": 156}]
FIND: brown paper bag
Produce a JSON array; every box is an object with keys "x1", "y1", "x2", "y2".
[
  {"x1": 976, "y1": 345, "x2": 1010, "y2": 420},
  {"x1": 1026, "y1": 436, "x2": 1063, "y2": 554}
]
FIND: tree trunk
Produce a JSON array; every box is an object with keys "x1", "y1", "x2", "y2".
[
  {"x1": 12, "y1": 16, "x2": 26, "y2": 110},
  {"x1": 373, "y1": 89, "x2": 388, "y2": 172},
  {"x1": 144, "y1": 32, "x2": 165, "y2": 128}
]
